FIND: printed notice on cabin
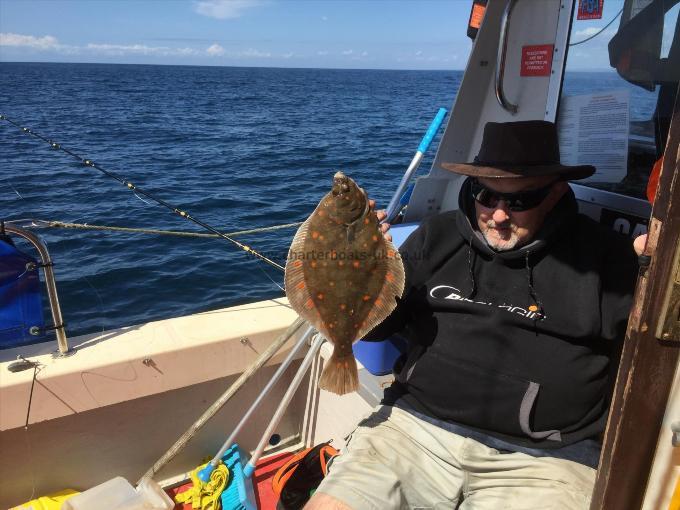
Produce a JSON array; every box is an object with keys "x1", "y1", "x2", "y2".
[
  {"x1": 557, "y1": 90, "x2": 629, "y2": 183},
  {"x1": 520, "y1": 45, "x2": 553, "y2": 77},
  {"x1": 577, "y1": 0, "x2": 604, "y2": 20}
]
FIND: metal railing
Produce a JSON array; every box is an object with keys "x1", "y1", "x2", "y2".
[
  {"x1": 4, "y1": 224, "x2": 69, "y2": 355},
  {"x1": 495, "y1": 0, "x2": 519, "y2": 114}
]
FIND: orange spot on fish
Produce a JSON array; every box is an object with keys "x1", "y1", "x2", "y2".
[
  {"x1": 375, "y1": 298, "x2": 382, "y2": 306},
  {"x1": 318, "y1": 210, "x2": 325, "y2": 217},
  {"x1": 311, "y1": 231, "x2": 320, "y2": 239},
  {"x1": 387, "y1": 250, "x2": 396, "y2": 258},
  {"x1": 317, "y1": 293, "x2": 324, "y2": 300},
  {"x1": 329, "y1": 281, "x2": 335, "y2": 287},
  {"x1": 386, "y1": 272, "x2": 395, "y2": 282},
  {"x1": 319, "y1": 234, "x2": 324, "y2": 240},
  {"x1": 311, "y1": 261, "x2": 317, "y2": 268},
  {"x1": 362, "y1": 295, "x2": 371, "y2": 301},
  {"x1": 305, "y1": 299, "x2": 314, "y2": 309},
  {"x1": 296, "y1": 281, "x2": 305, "y2": 290},
  {"x1": 363, "y1": 242, "x2": 368, "y2": 248},
  {"x1": 372, "y1": 235, "x2": 378, "y2": 242},
  {"x1": 354, "y1": 323, "x2": 359, "y2": 329},
  {"x1": 338, "y1": 260, "x2": 344, "y2": 267},
  {"x1": 340, "y1": 304, "x2": 346, "y2": 310},
  {"x1": 294, "y1": 260, "x2": 303, "y2": 268},
  {"x1": 352, "y1": 261, "x2": 360, "y2": 268},
  {"x1": 328, "y1": 323, "x2": 334, "y2": 329},
  {"x1": 529, "y1": 304, "x2": 539, "y2": 312},
  {"x1": 364, "y1": 218, "x2": 369, "y2": 225}
]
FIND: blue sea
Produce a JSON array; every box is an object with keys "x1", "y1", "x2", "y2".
[{"x1": 0, "y1": 63, "x2": 657, "y2": 338}]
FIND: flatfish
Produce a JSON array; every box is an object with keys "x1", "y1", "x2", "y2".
[{"x1": 285, "y1": 172, "x2": 405, "y2": 395}]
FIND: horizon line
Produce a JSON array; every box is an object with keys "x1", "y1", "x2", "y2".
[{"x1": 0, "y1": 59, "x2": 618, "y2": 73}]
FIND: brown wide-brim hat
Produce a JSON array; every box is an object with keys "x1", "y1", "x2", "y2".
[{"x1": 441, "y1": 120, "x2": 595, "y2": 180}]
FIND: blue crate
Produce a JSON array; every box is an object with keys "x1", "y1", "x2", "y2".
[
  {"x1": 221, "y1": 444, "x2": 256, "y2": 510},
  {"x1": 353, "y1": 336, "x2": 407, "y2": 376}
]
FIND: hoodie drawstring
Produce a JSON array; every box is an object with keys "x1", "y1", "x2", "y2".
[
  {"x1": 466, "y1": 237, "x2": 477, "y2": 298},
  {"x1": 525, "y1": 250, "x2": 544, "y2": 320}
]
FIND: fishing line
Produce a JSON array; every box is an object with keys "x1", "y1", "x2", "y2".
[
  {"x1": 8, "y1": 182, "x2": 24, "y2": 199},
  {"x1": 20, "y1": 357, "x2": 42, "y2": 502},
  {"x1": 133, "y1": 190, "x2": 155, "y2": 206},
  {"x1": 569, "y1": 8, "x2": 623, "y2": 46},
  {"x1": 82, "y1": 274, "x2": 107, "y2": 337},
  {"x1": 0, "y1": 115, "x2": 285, "y2": 273}
]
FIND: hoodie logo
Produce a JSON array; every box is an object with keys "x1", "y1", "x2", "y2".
[{"x1": 429, "y1": 285, "x2": 546, "y2": 320}]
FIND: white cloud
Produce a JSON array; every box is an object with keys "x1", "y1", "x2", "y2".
[
  {"x1": 0, "y1": 33, "x2": 61, "y2": 50},
  {"x1": 317, "y1": 50, "x2": 328, "y2": 56},
  {"x1": 572, "y1": 27, "x2": 615, "y2": 41},
  {"x1": 240, "y1": 47, "x2": 271, "y2": 58},
  {"x1": 342, "y1": 49, "x2": 353, "y2": 55},
  {"x1": 360, "y1": 51, "x2": 368, "y2": 57},
  {"x1": 194, "y1": 0, "x2": 263, "y2": 19},
  {"x1": 574, "y1": 27, "x2": 602, "y2": 37},
  {"x1": 415, "y1": 50, "x2": 423, "y2": 56},
  {"x1": 282, "y1": 52, "x2": 294, "y2": 59},
  {"x1": 206, "y1": 43, "x2": 225, "y2": 56},
  {"x1": 321, "y1": 16, "x2": 328, "y2": 21},
  {"x1": 86, "y1": 43, "x2": 198, "y2": 57}
]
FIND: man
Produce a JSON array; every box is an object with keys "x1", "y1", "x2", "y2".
[{"x1": 305, "y1": 121, "x2": 639, "y2": 509}]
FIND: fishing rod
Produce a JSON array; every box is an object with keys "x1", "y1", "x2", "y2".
[{"x1": 0, "y1": 114, "x2": 285, "y2": 272}]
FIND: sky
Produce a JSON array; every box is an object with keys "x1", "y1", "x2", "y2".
[{"x1": 0, "y1": 0, "x2": 676, "y2": 70}]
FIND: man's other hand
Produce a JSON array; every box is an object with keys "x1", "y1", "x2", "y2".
[
  {"x1": 369, "y1": 199, "x2": 393, "y2": 242},
  {"x1": 634, "y1": 234, "x2": 648, "y2": 256}
]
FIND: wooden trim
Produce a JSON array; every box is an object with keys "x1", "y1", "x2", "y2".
[{"x1": 591, "y1": 84, "x2": 680, "y2": 510}]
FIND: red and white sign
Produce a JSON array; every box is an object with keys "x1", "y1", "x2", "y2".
[
  {"x1": 577, "y1": 0, "x2": 604, "y2": 20},
  {"x1": 520, "y1": 45, "x2": 554, "y2": 77}
]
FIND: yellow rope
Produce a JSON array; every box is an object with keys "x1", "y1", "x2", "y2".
[{"x1": 175, "y1": 461, "x2": 230, "y2": 510}]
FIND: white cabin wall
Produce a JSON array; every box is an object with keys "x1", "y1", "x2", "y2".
[{"x1": 406, "y1": 0, "x2": 573, "y2": 221}]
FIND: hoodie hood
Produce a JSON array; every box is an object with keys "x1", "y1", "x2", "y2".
[{"x1": 456, "y1": 177, "x2": 579, "y2": 261}]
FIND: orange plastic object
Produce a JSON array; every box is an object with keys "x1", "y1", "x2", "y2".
[{"x1": 647, "y1": 157, "x2": 663, "y2": 204}]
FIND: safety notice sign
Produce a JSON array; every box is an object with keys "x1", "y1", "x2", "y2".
[
  {"x1": 577, "y1": 0, "x2": 604, "y2": 20},
  {"x1": 520, "y1": 45, "x2": 554, "y2": 77}
]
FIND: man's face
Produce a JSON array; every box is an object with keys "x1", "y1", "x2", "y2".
[{"x1": 474, "y1": 175, "x2": 567, "y2": 251}]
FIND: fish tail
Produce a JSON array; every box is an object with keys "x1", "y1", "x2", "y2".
[{"x1": 318, "y1": 350, "x2": 359, "y2": 395}]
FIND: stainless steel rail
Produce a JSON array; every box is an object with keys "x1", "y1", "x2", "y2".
[
  {"x1": 495, "y1": 0, "x2": 519, "y2": 114},
  {"x1": 4, "y1": 224, "x2": 69, "y2": 355}
]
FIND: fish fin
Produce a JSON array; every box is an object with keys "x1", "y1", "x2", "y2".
[
  {"x1": 355, "y1": 239, "x2": 406, "y2": 340},
  {"x1": 346, "y1": 224, "x2": 355, "y2": 244},
  {"x1": 319, "y1": 348, "x2": 359, "y2": 395},
  {"x1": 284, "y1": 217, "x2": 329, "y2": 337}
]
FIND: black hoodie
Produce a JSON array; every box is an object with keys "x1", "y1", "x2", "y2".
[{"x1": 365, "y1": 180, "x2": 638, "y2": 449}]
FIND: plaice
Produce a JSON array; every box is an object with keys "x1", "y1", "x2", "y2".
[{"x1": 284, "y1": 171, "x2": 405, "y2": 395}]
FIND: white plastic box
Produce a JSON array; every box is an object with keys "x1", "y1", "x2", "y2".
[{"x1": 62, "y1": 476, "x2": 173, "y2": 510}]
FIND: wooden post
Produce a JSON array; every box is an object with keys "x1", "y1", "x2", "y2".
[{"x1": 591, "y1": 84, "x2": 680, "y2": 509}]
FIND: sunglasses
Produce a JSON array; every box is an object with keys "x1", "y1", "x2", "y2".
[{"x1": 470, "y1": 178, "x2": 555, "y2": 212}]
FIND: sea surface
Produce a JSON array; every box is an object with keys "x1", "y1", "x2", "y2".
[{"x1": 0, "y1": 63, "x2": 657, "y2": 339}]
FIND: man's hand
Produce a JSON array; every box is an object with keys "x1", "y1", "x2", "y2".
[
  {"x1": 368, "y1": 199, "x2": 392, "y2": 242},
  {"x1": 634, "y1": 234, "x2": 647, "y2": 256}
]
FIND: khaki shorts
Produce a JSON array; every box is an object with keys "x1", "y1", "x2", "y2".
[{"x1": 315, "y1": 405, "x2": 596, "y2": 510}]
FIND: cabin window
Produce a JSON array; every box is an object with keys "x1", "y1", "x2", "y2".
[{"x1": 558, "y1": 0, "x2": 679, "y2": 200}]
